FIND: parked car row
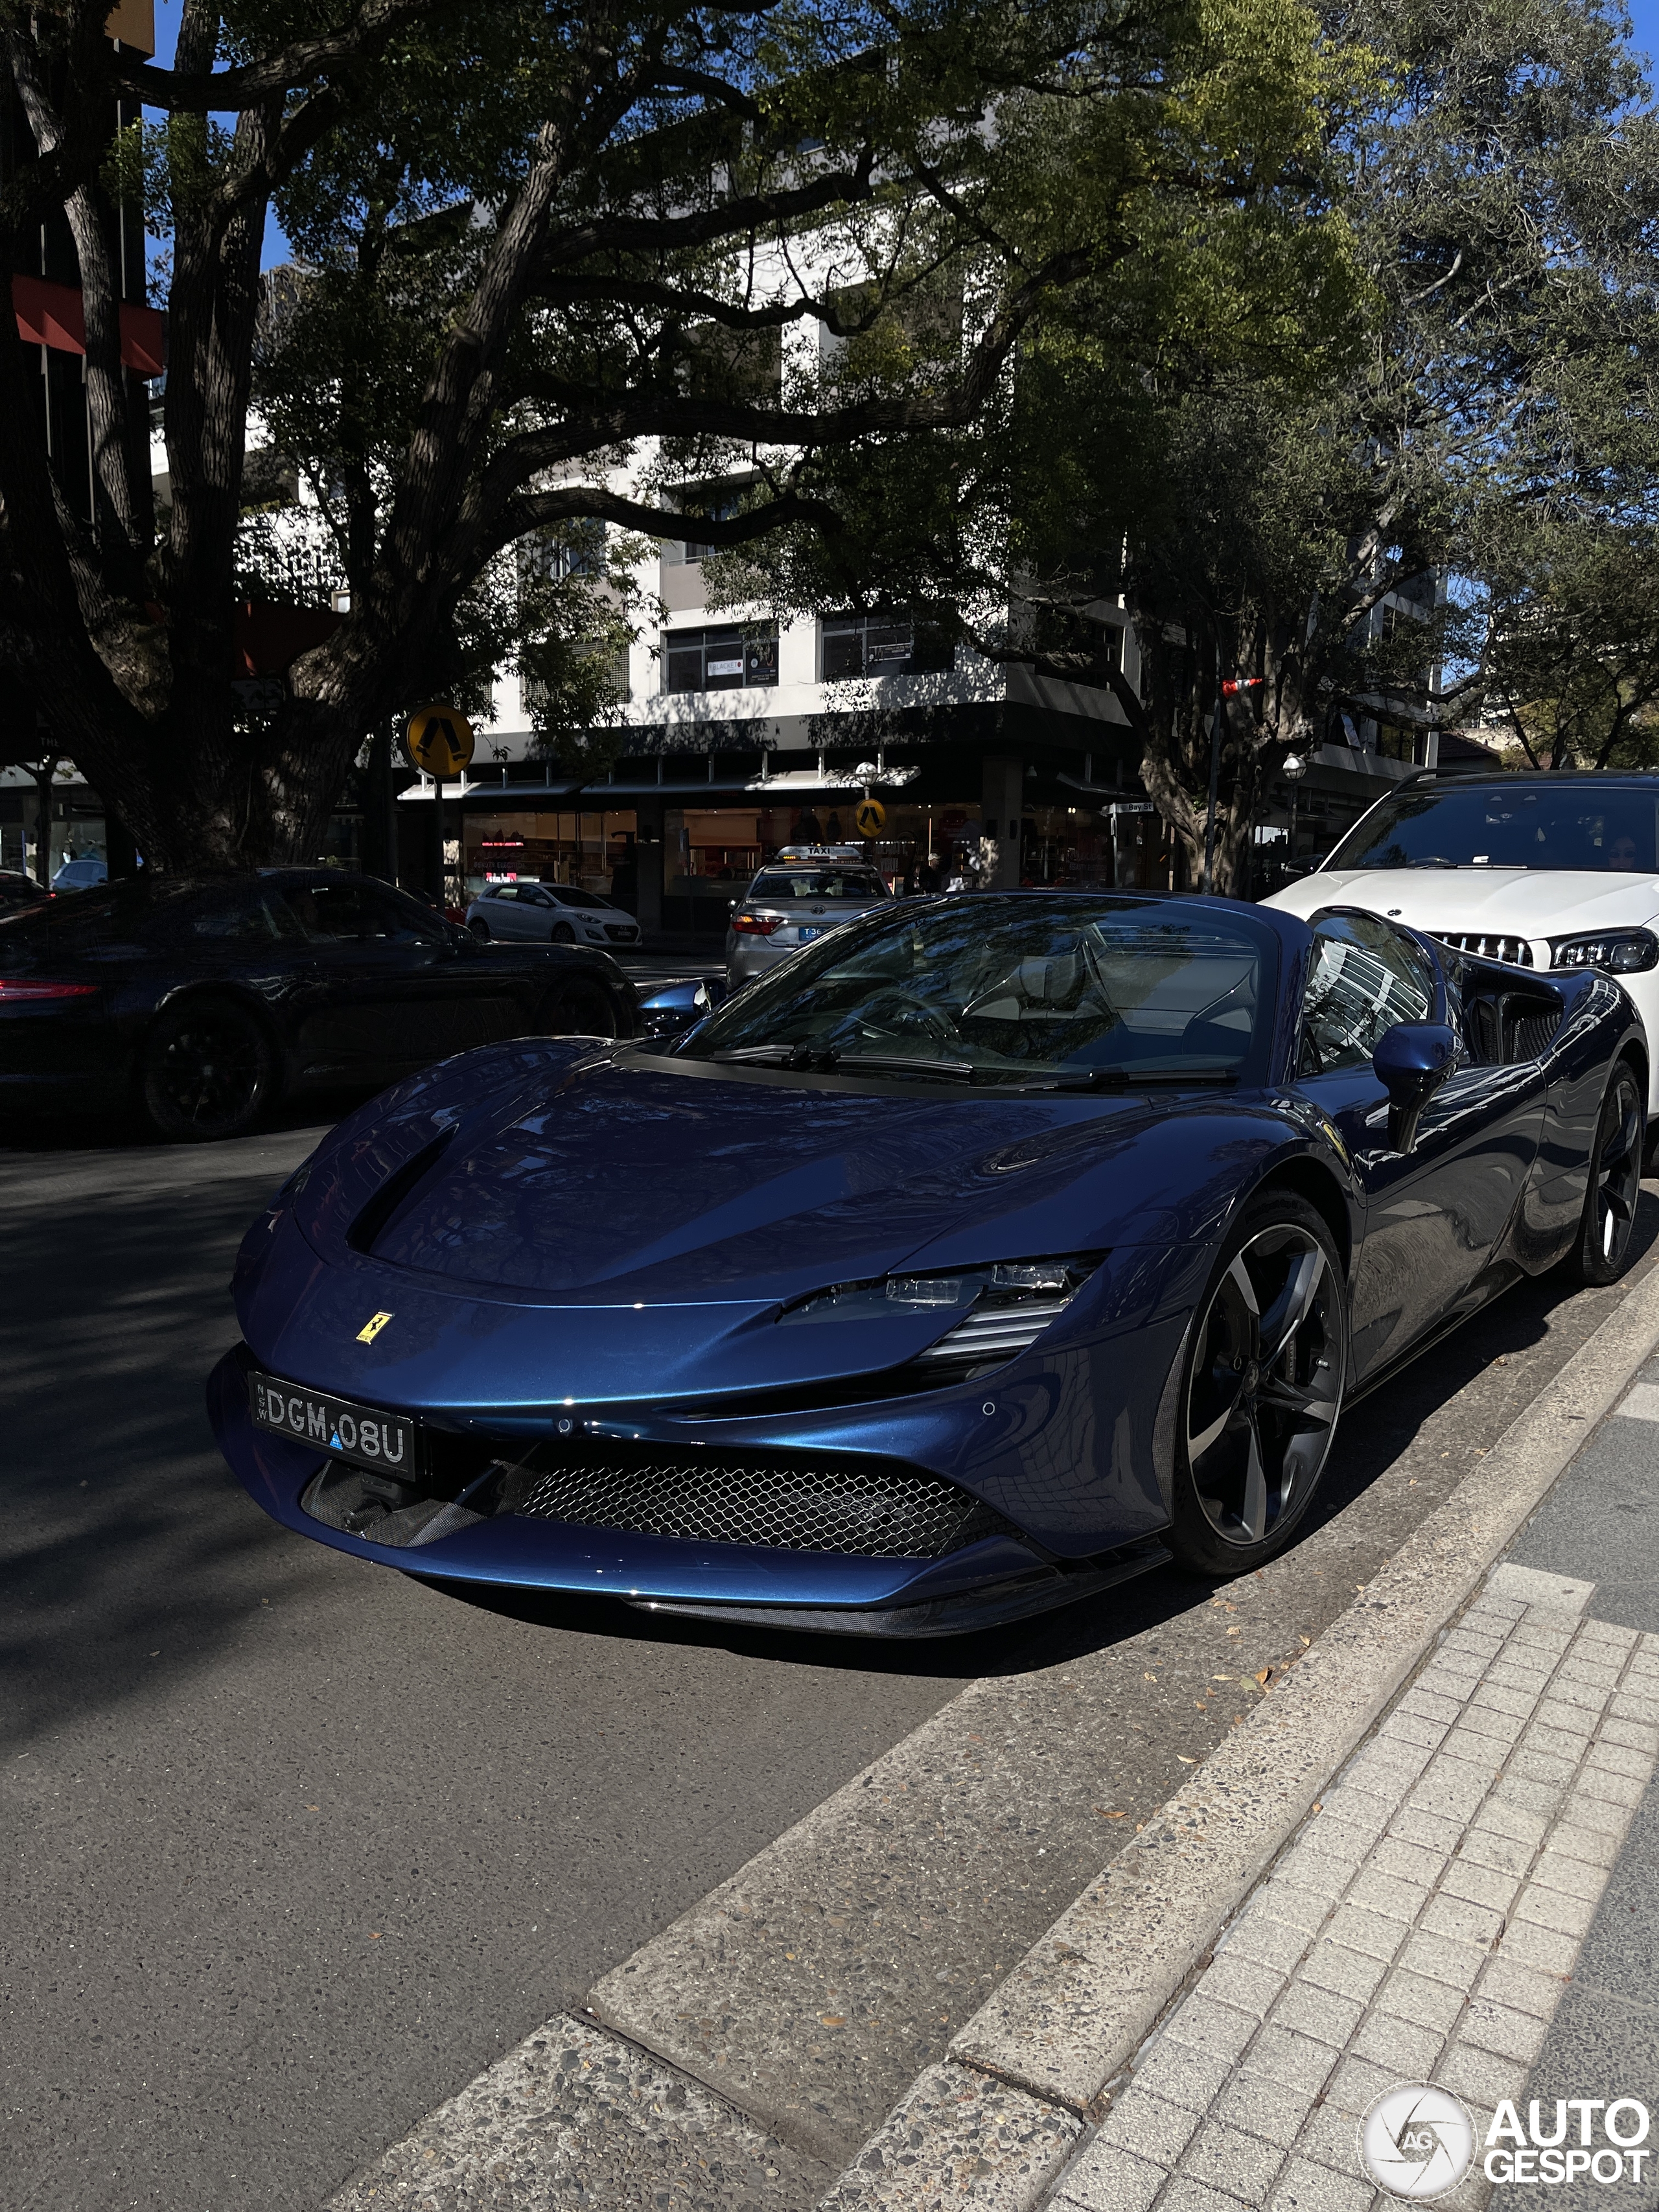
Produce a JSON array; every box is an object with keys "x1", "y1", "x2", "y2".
[{"x1": 0, "y1": 869, "x2": 639, "y2": 1141}]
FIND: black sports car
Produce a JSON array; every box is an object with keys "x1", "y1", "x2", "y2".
[
  {"x1": 0, "y1": 869, "x2": 48, "y2": 914},
  {"x1": 0, "y1": 868, "x2": 638, "y2": 1140}
]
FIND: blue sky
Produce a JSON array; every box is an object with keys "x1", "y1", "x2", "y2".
[{"x1": 148, "y1": 0, "x2": 1659, "y2": 274}]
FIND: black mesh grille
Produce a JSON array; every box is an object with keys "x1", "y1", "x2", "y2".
[
  {"x1": 1511, "y1": 1010, "x2": 1560, "y2": 1060},
  {"x1": 499, "y1": 1448, "x2": 1011, "y2": 1558}
]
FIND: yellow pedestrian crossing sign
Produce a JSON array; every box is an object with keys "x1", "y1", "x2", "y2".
[
  {"x1": 403, "y1": 704, "x2": 476, "y2": 778},
  {"x1": 855, "y1": 798, "x2": 887, "y2": 839}
]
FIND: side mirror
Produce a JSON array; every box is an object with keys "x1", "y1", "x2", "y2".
[
  {"x1": 1280, "y1": 852, "x2": 1328, "y2": 881},
  {"x1": 1373, "y1": 1022, "x2": 1458, "y2": 1152},
  {"x1": 634, "y1": 973, "x2": 729, "y2": 1038}
]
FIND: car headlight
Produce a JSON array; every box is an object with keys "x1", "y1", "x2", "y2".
[
  {"x1": 1548, "y1": 929, "x2": 1659, "y2": 975},
  {"x1": 781, "y1": 1255, "x2": 1102, "y2": 1368}
]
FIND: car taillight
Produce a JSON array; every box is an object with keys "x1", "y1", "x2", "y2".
[
  {"x1": 0, "y1": 978, "x2": 99, "y2": 1000},
  {"x1": 732, "y1": 913, "x2": 782, "y2": 937}
]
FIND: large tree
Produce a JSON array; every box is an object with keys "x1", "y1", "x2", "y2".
[
  {"x1": 712, "y1": 0, "x2": 1659, "y2": 891},
  {"x1": 0, "y1": 0, "x2": 1344, "y2": 874}
]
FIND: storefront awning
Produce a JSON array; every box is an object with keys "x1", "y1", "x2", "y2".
[{"x1": 397, "y1": 764, "x2": 923, "y2": 804}]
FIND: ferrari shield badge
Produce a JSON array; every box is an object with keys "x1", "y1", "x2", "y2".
[{"x1": 356, "y1": 1311, "x2": 394, "y2": 1344}]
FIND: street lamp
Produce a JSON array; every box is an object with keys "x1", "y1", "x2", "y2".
[{"x1": 1282, "y1": 751, "x2": 1307, "y2": 876}]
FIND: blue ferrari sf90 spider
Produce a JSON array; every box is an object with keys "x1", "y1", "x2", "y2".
[{"x1": 210, "y1": 892, "x2": 1645, "y2": 1635}]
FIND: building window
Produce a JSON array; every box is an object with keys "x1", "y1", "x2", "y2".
[
  {"x1": 673, "y1": 482, "x2": 750, "y2": 563},
  {"x1": 663, "y1": 625, "x2": 779, "y2": 693},
  {"x1": 524, "y1": 521, "x2": 604, "y2": 581},
  {"x1": 820, "y1": 614, "x2": 955, "y2": 680},
  {"x1": 1375, "y1": 722, "x2": 1424, "y2": 765}
]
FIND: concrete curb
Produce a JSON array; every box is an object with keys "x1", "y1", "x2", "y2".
[{"x1": 820, "y1": 1264, "x2": 1659, "y2": 2209}]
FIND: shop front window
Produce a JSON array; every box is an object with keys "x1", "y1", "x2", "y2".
[{"x1": 663, "y1": 625, "x2": 779, "y2": 693}]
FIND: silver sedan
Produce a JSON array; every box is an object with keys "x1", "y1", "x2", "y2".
[
  {"x1": 725, "y1": 853, "x2": 892, "y2": 988},
  {"x1": 466, "y1": 880, "x2": 640, "y2": 949}
]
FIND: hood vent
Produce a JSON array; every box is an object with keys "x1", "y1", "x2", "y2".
[{"x1": 347, "y1": 1130, "x2": 456, "y2": 1255}]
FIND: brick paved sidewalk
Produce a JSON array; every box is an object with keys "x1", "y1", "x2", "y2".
[{"x1": 1049, "y1": 1566, "x2": 1659, "y2": 2212}]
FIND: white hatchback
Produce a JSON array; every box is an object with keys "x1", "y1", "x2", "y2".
[
  {"x1": 465, "y1": 879, "x2": 640, "y2": 949},
  {"x1": 1266, "y1": 773, "x2": 1659, "y2": 1109}
]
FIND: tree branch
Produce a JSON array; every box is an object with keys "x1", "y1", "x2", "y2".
[{"x1": 111, "y1": 0, "x2": 452, "y2": 110}]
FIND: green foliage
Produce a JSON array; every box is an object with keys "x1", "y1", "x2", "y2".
[{"x1": 714, "y1": 0, "x2": 1659, "y2": 890}]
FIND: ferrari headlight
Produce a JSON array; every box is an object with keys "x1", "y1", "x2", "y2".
[
  {"x1": 782, "y1": 1255, "x2": 1101, "y2": 1368},
  {"x1": 1549, "y1": 929, "x2": 1659, "y2": 975}
]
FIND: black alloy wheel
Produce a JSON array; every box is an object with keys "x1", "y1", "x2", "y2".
[
  {"x1": 1568, "y1": 1061, "x2": 1645, "y2": 1286},
  {"x1": 139, "y1": 996, "x2": 279, "y2": 1142},
  {"x1": 537, "y1": 979, "x2": 619, "y2": 1040},
  {"x1": 1168, "y1": 1193, "x2": 1347, "y2": 1574},
  {"x1": 469, "y1": 917, "x2": 491, "y2": 940},
  {"x1": 550, "y1": 920, "x2": 576, "y2": 944}
]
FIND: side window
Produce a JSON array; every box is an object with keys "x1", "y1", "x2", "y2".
[
  {"x1": 1299, "y1": 914, "x2": 1435, "y2": 1077},
  {"x1": 489, "y1": 885, "x2": 518, "y2": 903},
  {"x1": 281, "y1": 882, "x2": 443, "y2": 944},
  {"x1": 183, "y1": 892, "x2": 298, "y2": 943}
]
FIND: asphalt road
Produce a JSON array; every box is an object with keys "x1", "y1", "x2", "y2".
[{"x1": 3, "y1": 1106, "x2": 1655, "y2": 2212}]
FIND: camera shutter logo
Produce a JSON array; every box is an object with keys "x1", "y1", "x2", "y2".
[{"x1": 1359, "y1": 2084, "x2": 1476, "y2": 2200}]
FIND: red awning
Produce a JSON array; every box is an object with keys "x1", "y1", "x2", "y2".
[
  {"x1": 13, "y1": 272, "x2": 167, "y2": 377},
  {"x1": 233, "y1": 600, "x2": 343, "y2": 677}
]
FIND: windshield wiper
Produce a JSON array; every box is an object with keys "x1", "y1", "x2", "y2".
[
  {"x1": 1006, "y1": 1067, "x2": 1240, "y2": 1091},
  {"x1": 708, "y1": 1043, "x2": 975, "y2": 1082},
  {"x1": 826, "y1": 1053, "x2": 976, "y2": 1082}
]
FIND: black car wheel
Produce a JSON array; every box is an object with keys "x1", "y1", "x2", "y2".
[
  {"x1": 550, "y1": 920, "x2": 576, "y2": 944},
  {"x1": 1168, "y1": 1193, "x2": 1347, "y2": 1575},
  {"x1": 537, "y1": 979, "x2": 619, "y2": 1039},
  {"x1": 1566, "y1": 1060, "x2": 1645, "y2": 1286},
  {"x1": 469, "y1": 917, "x2": 491, "y2": 940},
  {"x1": 140, "y1": 996, "x2": 279, "y2": 1142}
]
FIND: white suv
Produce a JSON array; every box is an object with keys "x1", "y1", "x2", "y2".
[{"x1": 1266, "y1": 773, "x2": 1659, "y2": 1109}]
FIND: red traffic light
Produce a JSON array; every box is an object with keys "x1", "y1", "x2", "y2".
[{"x1": 1221, "y1": 677, "x2": 1264, "y2": 697}]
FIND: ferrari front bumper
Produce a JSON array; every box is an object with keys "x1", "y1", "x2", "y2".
[{"x1": 208, "y1": 1349, "x2": 1170, "y2": 1635}]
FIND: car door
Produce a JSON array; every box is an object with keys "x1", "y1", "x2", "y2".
[
  {"x1": 1292, "y1": 911, "x2": 1542, "y2": 1382},
  {"x1": 517, "y1": 886, "x2": 561, "y2": 940},
  {"x1": 278, "y1": 878, "x2": 520, "y2": 1075},
  {"x1": 484, "y1": 886, "x2": 530, "y2": 940}
]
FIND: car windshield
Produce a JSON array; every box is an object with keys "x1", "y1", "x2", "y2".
[
  {"x1": 1328, "y1": 784, "x2": 1659, "y2": 872},
  {"x1": 684, "y1": 895, "x2": 1272, "y2": 1081},
  {"x1": 748, "y1": 870, "x2": 887, "y2": 900}
]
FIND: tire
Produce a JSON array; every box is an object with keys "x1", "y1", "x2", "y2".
[
  {"x1": 1166, "y1": 1192, "x2": 1348, "y2": 1576},
  {"x1": 537, "y1": 979, "x2": 619, "y2": 1040},
  {"x1": 1565, "y1": 1060, "x2": 1645, "y2": 1286},
  {"x1": 469, "y1": 917, "x2": 491, "y2": 940},
  {"x1": 550, "y1": 921, "x2": 576, "y2": 944},
  {"x1": 139, "y1": 995, "x2": 279, "y2": 1143}
]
